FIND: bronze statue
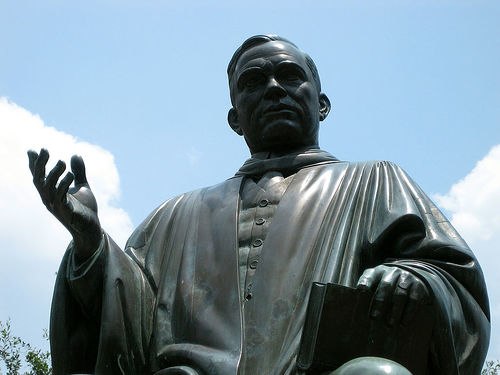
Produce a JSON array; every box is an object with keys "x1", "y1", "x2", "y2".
[{"x1": 28, "y1": 35, "x2": 490, "y2": 374}]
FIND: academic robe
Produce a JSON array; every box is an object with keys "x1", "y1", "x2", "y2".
[{"x1": 49, "y1": 158, "x2": 490, "y2": 375}]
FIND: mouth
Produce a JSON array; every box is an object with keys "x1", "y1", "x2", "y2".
[{"x1": 262, "y1": 104, "x2": 298, "y2": 119}]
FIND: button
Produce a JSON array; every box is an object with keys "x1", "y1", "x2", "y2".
[
  {"x1": 252, "y1": 239, "x2": 263, "y2": 247},
  {"x1": 245, "y1": 284, "x2": 253, "y2": 301},
  {"x1": 259, "y1": 199, "x2": 269, "y2": 207},
  {"x1": 255, "y1": 218, "x2": 266, "y2": 225},
  {"x1": 249, "y1": 258, "x2": 259, "y2": 269}
]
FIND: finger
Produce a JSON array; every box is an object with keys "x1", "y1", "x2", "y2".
[
  {"x1": 401, "y1": 280, "x2": 429, "y2": 326},
  {"x1": 370, "y1": 268, "x2": 400, "y2": 320},
  {"x1": 55, "y1": 172, "x2": 75, "y2": 204},
  {"x1": 27, "y1": 150, "x2": 39, "y2": 176},
  {"x1": 387, "y1": 274, "x2": 412, "y2": 326},
  {"x1": 46, "y1": 161, "x2": 67, "y2": 185},
  {"x1": 45, "y1": 160, "x2": 67, "y2": 202},
  {"x1": 71, "y1": 155, "x2": 88, "y2": 186},
  {"x1": 357, "y1": 268, "x2": 380, "y2": 290},
  {"x1": 33, "y1": 148, "x2": 49, "y2": 186}
]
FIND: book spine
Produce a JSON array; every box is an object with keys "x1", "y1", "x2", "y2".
[{"x1": 296, "y1": 282, "x2": 327, "y2": 371}]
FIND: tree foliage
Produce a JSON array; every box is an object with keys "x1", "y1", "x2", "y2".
[
  {"x1": 483, "y1": 360, "x2": 500, "y2": 375},
  {"x1": 0, "y1": 320, "x2": 51, "y2": 375},
  {"x1": 1, "y1": 317, "x2": 498, "y2": 374}
]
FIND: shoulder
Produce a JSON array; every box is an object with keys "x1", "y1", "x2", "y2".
[
  {"x1": 143, "y1": 177, "x2": 243, "y2": 225},
  {"x1": 316, "y1": 161, "x2": 418, "y2": 192},
  {"x1": 350, "y1": 160, "x2": 409, "y2": 176},
  {"x1": 354, "y1": 160, "x2": 402, "y2": 169},
  {"x1": 126, "y1": 177, "x2": 241, "y2": 250},
  {"x1": 314, "y1": 159, "x2": 406, "y2": 174}
]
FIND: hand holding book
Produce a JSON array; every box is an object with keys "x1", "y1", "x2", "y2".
[
  {"x1": 356, "y1": 265, "x2": 431, "y2": 327},
  {"x1": 297, "y1": 276, "x2": 434, "y2": 375}
]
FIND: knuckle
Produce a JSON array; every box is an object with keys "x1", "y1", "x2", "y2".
[
  {"x1": 394, "y1": 287, "x2": 408, "y2": 297},
  {"x1": 361, "y1": 268, "x2": 374, "y2": 277},
  {"x1": 357, "y1": 276, "x2": 368, "y2": 285},
  {"x1": 409, "y1": 288, "x2": 425, "y2": 301},
  {"x1": 379, "y1": 279, "x2": 392, "y2": 289}
]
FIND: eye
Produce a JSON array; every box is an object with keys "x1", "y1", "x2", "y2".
[
  {"x1": 244, "y1": 76, "x2": 263, "y2": 88},
  {"x1": 283, "y1": 72, "x2": 300, "y2": 81},
  {"x1": 238, "y1": 71, "x2": 265, "y2": 90},
  {"x1": 278, "y1": 67, "x2": 305, "y2": 83}
]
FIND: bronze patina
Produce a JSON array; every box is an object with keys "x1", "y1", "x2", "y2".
[{"x1": 28, "y1": 35, "x2": 490, "y2": 374}]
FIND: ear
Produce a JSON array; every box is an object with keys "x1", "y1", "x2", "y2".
[
  {"x1": 318, "y1": 93, "x2": 331, "y2": 121},
  {"x1": 228, "y1": 108, "x2": 243, "y2": 135}
]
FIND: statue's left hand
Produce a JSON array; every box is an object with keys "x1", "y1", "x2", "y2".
[{"x1": 356, "y1": 265, "x2": 430, "y2": 327}]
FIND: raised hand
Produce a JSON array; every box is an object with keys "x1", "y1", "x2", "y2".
[
  {"x1": 357, "y1": 265, "x2": 430, "y2": 327},
  {"x1": 28, "y1": 148, "x2": 102, "y2": 261}
]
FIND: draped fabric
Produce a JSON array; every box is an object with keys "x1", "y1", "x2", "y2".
[
  {"x1": 50, "y1": 158, "x2": 490, "y2": 375},
  {"x1": 235, "y1": 147, "x2": 338, "y2": 177}
]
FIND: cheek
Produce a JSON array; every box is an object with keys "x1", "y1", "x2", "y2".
[
  {"x1": 236, "y1": 92, "x2": 260, "y2": 112},
  {"x1": 295, "y1": 85, "x2": 318, "y2": 115},
  {"x1": 295, "y1": 82, "x2": 317, "y2": 99}
]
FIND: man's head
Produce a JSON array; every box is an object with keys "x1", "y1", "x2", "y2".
[{"x1": 227, "y1": 35, "x2": 331, "y2": 155}]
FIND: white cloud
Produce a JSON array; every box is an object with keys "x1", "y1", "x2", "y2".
[
  {"x1": 435, "y1": 144, "x2": 500, "y2": 361},
  {"x1": 0, "y1": 97, "x2": 133, "y2": 349}
]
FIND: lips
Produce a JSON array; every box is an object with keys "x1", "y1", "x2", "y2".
[{"x1": 262, "y1": 104, "x2": 299, "y2": 118}]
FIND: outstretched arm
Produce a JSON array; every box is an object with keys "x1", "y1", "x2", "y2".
[{"x1": 28, "y1": 148, "x2": 102, "y2": 261}]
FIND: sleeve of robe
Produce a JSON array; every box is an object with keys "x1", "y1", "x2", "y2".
[
  {"x1": 49, "y1": 228, "x2": 157, "y2": 374},
  {"x1": 48, "y1": 190, "x2": 231, "y2": 375},
  {"x1": 362, "y1": 161, "x2": 490, "y2": 374}
]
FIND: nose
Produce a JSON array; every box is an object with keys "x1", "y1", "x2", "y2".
[{"x1": 264, "y1": 77, "x2": 286, "y2": 100}]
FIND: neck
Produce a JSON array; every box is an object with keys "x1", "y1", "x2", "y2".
[{"x1": 250, "y1": 144, "x2": 320, "y2": 158}]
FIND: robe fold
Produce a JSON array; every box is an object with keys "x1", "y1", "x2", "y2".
[{"x1": 50, "y1": 159, "x2": 490, "y2": 375}]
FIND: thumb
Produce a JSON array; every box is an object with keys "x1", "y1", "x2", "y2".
[{"x1": 71, "y1": 155, "x2": 88, "y2": 186}]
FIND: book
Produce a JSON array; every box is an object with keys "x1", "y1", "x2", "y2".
[{"x1": 297, "y1": 282, "x2": 435, "y2": 374}]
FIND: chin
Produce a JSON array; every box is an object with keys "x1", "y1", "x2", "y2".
[
  {"x1": 256, "y1": 119, "x2": 317, "y2": 152},
  {"x1": 261, "y1": 134, "x2": 304, "y2": 153},
  {"x1": 261, "y1": 120, "x2": 302, "y2": 139}
]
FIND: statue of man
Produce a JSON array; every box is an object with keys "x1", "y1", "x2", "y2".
[{"x1": 28, "y1": 35, "x2": 489, "y2": 374}]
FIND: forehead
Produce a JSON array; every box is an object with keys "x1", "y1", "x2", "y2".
[{"x1": 234, "y1": 41, "x2": 308, "y2": 73}]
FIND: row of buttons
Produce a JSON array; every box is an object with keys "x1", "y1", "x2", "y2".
[
  {"x1": 243, "y1": 194, "x2": 273, "y2": 302},
  {"x1": 251, "y1": 201, "x2": 266, "y2": 272}
]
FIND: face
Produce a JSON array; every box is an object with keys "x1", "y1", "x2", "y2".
[{"x1": 228, "y1": 41, "x2": 330, "y2": 154}]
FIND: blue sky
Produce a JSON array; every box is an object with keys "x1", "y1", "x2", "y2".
[{"x1": 1, "y1": 0, "x2": 499, "y2": 366}]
